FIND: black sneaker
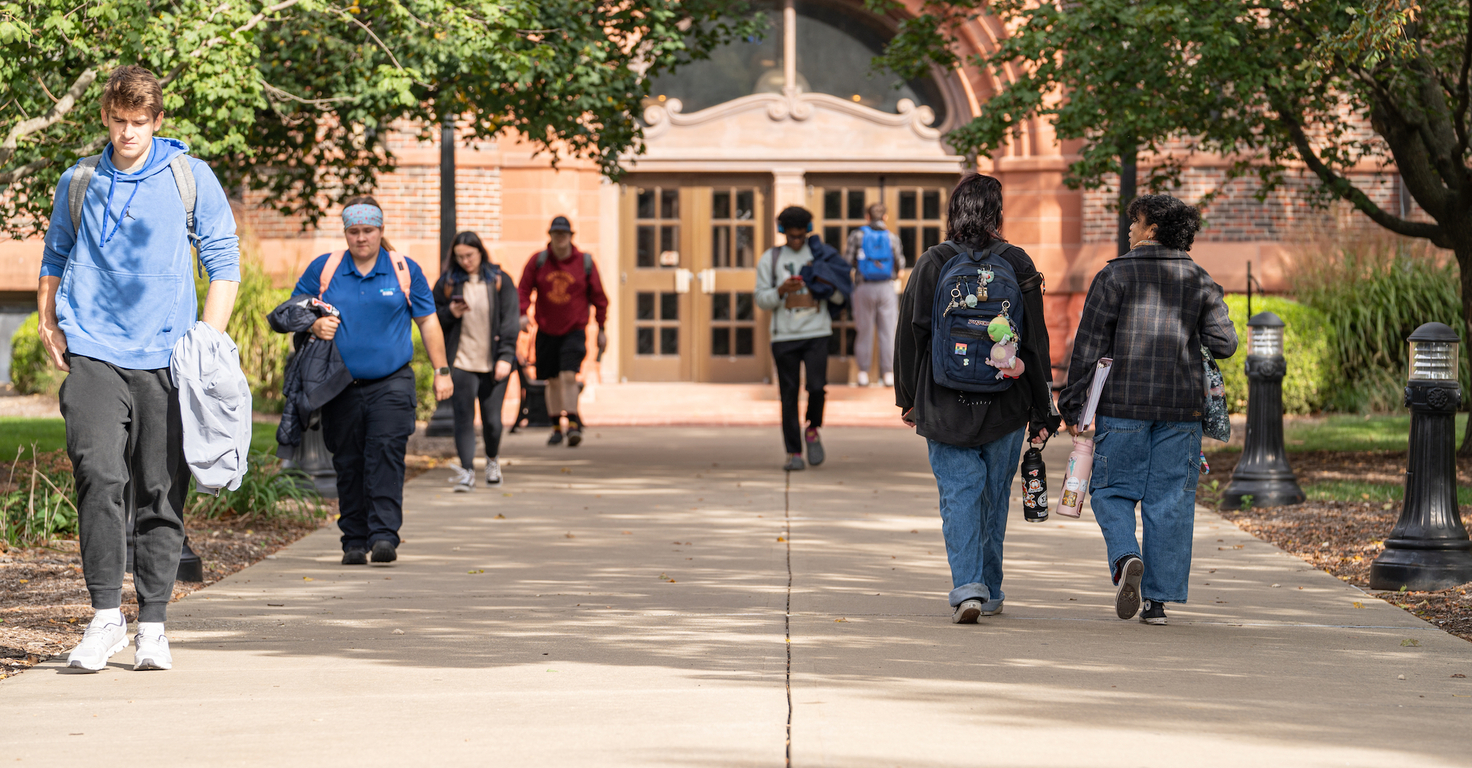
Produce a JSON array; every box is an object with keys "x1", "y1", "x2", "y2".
[
  {"x1": 1139, "y1": 599, "x2": 1168, "y2": 625},
  {"x1": 566, "y1": 416, "x2": 583, "y2": 447},
  {"x1": 547, "y1": 429, "x2": 564, "y2": 446},
  {"x1": 342, "y1": 548, "x2": 367, "y2": 565},
  {"x1": 1115, "y1": 555, "x2": 1143, "y2": 619},
  {"x1": 370, "y1": 540, "x2": 397, "y2": 564}
]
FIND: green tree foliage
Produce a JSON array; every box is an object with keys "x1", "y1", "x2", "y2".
[
  {"x1": 8, "y1": 313, "x2": 63, "y2": 396},
  {"x1": 870, "y1": 0, "x2": 1472, "y2": 448},
  {"x1": 1, "y1": 0, "x2": 757, "y2": 234}
]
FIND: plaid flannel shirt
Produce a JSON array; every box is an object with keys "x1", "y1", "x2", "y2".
[{"x1": 1058, "y1": 244, "x2": 1238, "y2": 425}]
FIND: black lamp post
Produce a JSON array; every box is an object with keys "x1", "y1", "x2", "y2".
[
  {"x1": 427, "y1": 116, "x2": 457, "y2": 439},
  {"x1": 1369, "y1": 322, "x2": 1472, "y2": 591},
  {"x1": 1221, "y1": 311, "x2": 1305, "y2": 509},
  {"x1": 280, "y1": 413, "x2": 338, "y2": 499}
]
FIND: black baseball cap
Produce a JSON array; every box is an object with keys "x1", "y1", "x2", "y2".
[{"x1": 549, "y1": 215, "x2": 573, "y2": 233}]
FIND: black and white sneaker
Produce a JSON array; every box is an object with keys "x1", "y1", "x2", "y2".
[
  {"x1": 951, "y1": 599, "x2": 982, "y2": 624},
  {"x1": 1139, "y1": 599, "x2": 1168, "y2": 625},
  {"x1": 450, "y1": 465, "x2": 474, "y2": 493},
  {"x1": 1115, "y1": 555, "x2": 1144, "y2": 619},
  {"x1": 485, "y1": 458, "x2": 503, "y2": 485}
]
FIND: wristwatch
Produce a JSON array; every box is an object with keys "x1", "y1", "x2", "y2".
[{"x1": 436, "y1": 366, "x2": 451, "y2": 376}]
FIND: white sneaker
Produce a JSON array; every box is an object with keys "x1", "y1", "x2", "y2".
[
  {"x1": 856, "y1": 371, "x2": 869, "y2": 387},
  {"x1": 882, "y1": 372, "x2": 894, "y2": 387},
  {"x1": 67, "y1": 615, "x2": 128, "y2": 672},
  {"x1": 450, "y1": 465, "x2": 474, "y2": 493},
  {"x1": 951, "y1": 599, "x2": 982, "y2": 624},
  {"x1": 485, "y1": 458, "x2": 503, "y2": 485},
  {"x1": 133, "y1": 632, "x2": 173, "y2": 671}
]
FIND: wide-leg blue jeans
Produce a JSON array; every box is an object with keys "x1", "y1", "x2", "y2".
[
  {"x1": 1089, "y1": 416, "x2": 1202, "y2": 603},
  {"x1": 927, "y1": 427, "x2": 1025, "y2": 607}
]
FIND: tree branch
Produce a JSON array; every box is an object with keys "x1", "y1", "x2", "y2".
[
  {"x1": 0, "y1": 157, "x2": 52, "y2": 188},
  {"x1": 259, "y1": 79, "x2": 359, "y2": 107},
  {"x1": 1456, "y1": 11, "x2": 1471, "y2": 157},
  {"x1": 0, "y1": 68, "x2": 97, "y2": 168},
  {"x1": 193, "y1": 0, "x2": 304, "y2": 54},
  {"x1": 1275, "y1": 102, "x2": 1447, "y2": 246},
  {"x1": 345, "y1": 13, "x2": 406, "y2": 73}
]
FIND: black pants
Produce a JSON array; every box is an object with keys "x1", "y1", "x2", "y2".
[
  {"x1": 322, "y1": 366, "x2": 416, "y2": 551},
  {"x1": 450, "y1": 367, "x2": 509, "y2": 470},
  {"x1": 60, "y1": 355, "x2": 189, "y2": 623},
  {"x1": 534, "y1": 329, "x2": 587, "y2": 380},
  {"x1": 773, "y1": 336, "x2": 829, "y2": 454}
]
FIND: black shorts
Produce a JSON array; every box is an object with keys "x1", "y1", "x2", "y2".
[{"x1": 534, "y1": 330, "x2": 587, "y2": 380}]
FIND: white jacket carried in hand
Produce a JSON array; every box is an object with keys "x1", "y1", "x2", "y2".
[{"x1": 171, "y1": 321, "x2": 252, "y2": 495}]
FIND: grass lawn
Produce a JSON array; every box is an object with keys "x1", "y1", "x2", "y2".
[
  {"x1": 1281, "y1": 413, "x2": 1470, "y2": 453},
  {"x1": 1, "y1": 417, "x2": 279, "y2": 460},
  {"x1": 1302, "y1": 479, "x2": 1472, "y2": 507}
]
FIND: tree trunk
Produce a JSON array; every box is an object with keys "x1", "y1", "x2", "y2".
[
  {"x1": 1458, "y1": 244, "x2": 1472, "y2": 456},
  {"x1": 1116, "y1": 144, "x2": 1138, "y2": 257}
]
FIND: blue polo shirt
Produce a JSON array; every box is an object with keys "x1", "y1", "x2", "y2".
[{"x1": 292, "y1": 248, "x2": 436, "y2": 380}]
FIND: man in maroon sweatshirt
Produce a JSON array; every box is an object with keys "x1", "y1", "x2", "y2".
[{"x1": 517, "y1": 215, "x2": 609, "y2": 446}]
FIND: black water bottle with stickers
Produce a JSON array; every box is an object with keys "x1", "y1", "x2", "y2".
[{"x1": 1021, "y1": 447, "x2": 1049, "y2": 522}]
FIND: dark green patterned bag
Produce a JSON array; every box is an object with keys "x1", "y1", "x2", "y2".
[{"x1": 1202, "y1": 346, "x2": 1230, "y2": 443}]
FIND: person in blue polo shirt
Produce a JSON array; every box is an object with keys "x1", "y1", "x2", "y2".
[{"x1": 291, "y1": 195, "x2": 454, "y2": 566}]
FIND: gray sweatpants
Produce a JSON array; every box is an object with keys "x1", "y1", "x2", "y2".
[
  {"x1": 61, "y1": 354, "x2": 189, "y2": 623},
  {"x1": 852, "y1": 281, "x2": 899, "y2": 376}
]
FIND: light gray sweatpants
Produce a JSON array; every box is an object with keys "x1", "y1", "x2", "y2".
[{"x1": 852, "y1": 281, "x2": 899, "y2": 376}]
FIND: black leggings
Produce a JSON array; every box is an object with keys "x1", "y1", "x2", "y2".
[{"x1": 450, "y1": 367, "x2": 509, "y2": 469}]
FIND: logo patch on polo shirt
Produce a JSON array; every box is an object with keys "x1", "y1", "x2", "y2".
[{"x1": 381, "y1": 288, "x2": 397, "y2": 297}]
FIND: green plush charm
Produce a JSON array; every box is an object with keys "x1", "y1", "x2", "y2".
[{"x1": 988, "y1": 314, "x2": 1014, "y2": 343}]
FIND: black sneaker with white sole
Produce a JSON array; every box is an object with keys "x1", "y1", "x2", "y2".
[
  {"x1": 1115, "y1": 555, "x2": 1144, "y2": 619},
  {"x1": 1139, "y1": 599, "x2": 1168, "y2": 625}
]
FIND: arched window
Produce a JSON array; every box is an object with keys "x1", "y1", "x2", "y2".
[{"x1": 648, "y1": 0, "x2": 948, "y2": 124}]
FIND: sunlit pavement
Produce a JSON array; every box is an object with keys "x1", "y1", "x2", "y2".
[{"x1": 3, "y1": 427, "x2": 1469, "y2": 767}]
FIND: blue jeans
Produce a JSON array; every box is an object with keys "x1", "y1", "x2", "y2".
[
  {"x1": 927, "y1": 427, "x2": 1026, "y2": 607},
  {"x1": 1089, "y1": 416, "x2": 1202, "y2": 603}
]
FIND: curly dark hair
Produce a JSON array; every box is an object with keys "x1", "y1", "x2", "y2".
[
  {"x1": 776, "y1": 206, "x2": 813, "y2": 233},
  {"x1": 1126, "y1": 194, "x2": 1201, "y2": 251},
  {"x1": 946, "y1": 174, "x2": 1005, "y2": 247}
]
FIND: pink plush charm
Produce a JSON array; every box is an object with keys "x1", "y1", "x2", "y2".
[
  {"x1": 987, "y1": 341, "x2": 1018, "y2": 369},
  {"x1": 999, "y1": 356, "x2": 1025, "y2": 379}
]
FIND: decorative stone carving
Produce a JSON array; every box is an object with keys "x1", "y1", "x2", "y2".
[{"x1": 642, "y1": 87, "x2": 940, "y2": 141}]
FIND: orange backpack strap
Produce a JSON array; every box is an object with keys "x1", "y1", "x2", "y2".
[{"x1": 318, "y1": 249, "x2": 413, "y2": 307}]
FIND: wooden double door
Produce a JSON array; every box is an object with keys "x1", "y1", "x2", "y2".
[{"x1": 619, "y1": 177, "x2": 773, "y2": 382}]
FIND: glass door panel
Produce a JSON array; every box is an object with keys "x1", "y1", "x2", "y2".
[
  {"x1": 620, "y1": 183, "x2": 693, "y2": 381},
  {"x1": 696, "y1": 182, "x2": 770, "y2": 383}
]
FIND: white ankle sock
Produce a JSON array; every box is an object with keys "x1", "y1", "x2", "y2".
[
  {"x1": 93, "y1": 608, "x2": 123, "y2": 626},
  {"x1": 137, "y1": 621, "x2": 165, "y2": 638}
]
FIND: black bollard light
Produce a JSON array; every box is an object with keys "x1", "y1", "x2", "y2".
[
  {"x1": 280, "y1": 412, "x2": 338, "y2": 499},
  {"x1": 1369, "y1": 322, "x2": 1472, "y2": 591},
  {"x1": 1221, "y1": 311, "x2": 1306, "y2": 509},
  {"x1": 425, "y1": 399, "x2": 455, "y2": 437}
]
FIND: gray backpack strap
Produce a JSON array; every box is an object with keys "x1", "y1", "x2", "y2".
[
  {"x1": 583, "y1": 252, "x2": 593, "y2": 274},
  {"x1": 534, "y1": 249, "x2": 549, "y2": 269},
  {"x1": 67, "y1": 156, "x2": 102, "y2": 238},
  {"x1": 168, "y1": 155, "x2": 202, "y2": 276}
]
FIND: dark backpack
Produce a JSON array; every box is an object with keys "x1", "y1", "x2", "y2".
[
  {"x1": 857, "y1": 226, "x2": 895, "y2": 282},
  {"x1": 930, "y1": 241, "x2": 1026, "y2": 393},
  {"x1": 535, "y1": 249, "x2": 593, "y2": 275}
]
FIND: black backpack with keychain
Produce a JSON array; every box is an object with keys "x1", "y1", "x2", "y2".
[{"x1": 930, "y1": 240, "x2": 1031, "y2": 393}]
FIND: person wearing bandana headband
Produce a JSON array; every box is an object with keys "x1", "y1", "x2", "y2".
[{"x1": 289, "y1": 195, "x2": 454, "y2": 566}]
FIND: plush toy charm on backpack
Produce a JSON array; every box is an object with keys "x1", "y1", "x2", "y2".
[{"x1": 987, "y1": 305, "x2": 1016, "y2": 343}]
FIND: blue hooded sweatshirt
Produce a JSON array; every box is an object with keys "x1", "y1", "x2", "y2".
[{"x1": 41, "y1": 137, "x2": 241, "y2": 370}]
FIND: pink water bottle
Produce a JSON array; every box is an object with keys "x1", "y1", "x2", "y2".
[{"x1": 1056, "y1": 436, "x2": 1095, "y2": 518}]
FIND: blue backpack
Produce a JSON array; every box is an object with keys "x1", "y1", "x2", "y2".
[
  {"x1": 857, "y1": 226, "x2": 895, "y2": 282},
  {"x1": 930, "y1": 241, "x2": 1026, "y2": 393}
]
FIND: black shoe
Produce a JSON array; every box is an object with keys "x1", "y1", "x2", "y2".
[
  {"x1": 1139, "y1": 599, "x2": 1168, "y2": 625},
  {"x1": 566, "y1": 417, "x2": 583, "y2": 447},
  {"x1": 804, "y1": 427, "x2": 825, "y2": 466},
  {"x1": 547, "y1": 429, "x2": 564, "y2": 446},
  {"x1": 370, "y1": 540, "x2": 397, "y2": 564},
  {"x1": 1115, "y1": 555, "x2": 1143, "y2": 619},
  {"x1": 342, "y1": 548, "x2": 368, "y2": 565},
  {"x1": 783, "y1": 454, "x2": 805, "y2": 472}
]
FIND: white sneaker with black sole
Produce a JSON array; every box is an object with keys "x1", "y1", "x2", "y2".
[
  {"x1": 67, "y1": 614, "x2": 128, "y2": 672},
  {"x1": 951, "y1": 599, "x2": 982, "y2": 624},
  {"x1": 450, "y1": 465, "x2": 474, "y2": 493},
  {"x1": 133, "y1": 631, "x2": 173, "y2": 670},
  {"x1": 485, "y1": 458, "x2": 502, "y2": 485},
  {"x1": 1115, "y1": 555, "x2": 1144, "y2": 619}
]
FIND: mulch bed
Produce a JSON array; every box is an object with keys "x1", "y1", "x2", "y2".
[
  {"x1": 0, "y1": 453, "x2": 445, "y2": 680},
  {"x1": 1201, "y1": 449, "x2": 1472, "y2": 643}
]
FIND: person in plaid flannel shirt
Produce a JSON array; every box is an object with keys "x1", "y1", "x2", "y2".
[{"x1": 1059, "y1": 194, "x2": 1237, "y2": 627}]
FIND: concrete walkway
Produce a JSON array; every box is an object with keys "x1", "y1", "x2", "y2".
[{"x1": 2, "y1": 427, "x2": 1469, "y2": 767}]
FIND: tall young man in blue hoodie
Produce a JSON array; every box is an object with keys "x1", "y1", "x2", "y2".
[{"x1": 37, "y1": 66, "x2": 241, "y2": 672}]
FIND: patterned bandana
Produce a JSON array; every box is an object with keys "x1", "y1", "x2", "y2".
[{"x1": 342, "y1": 203, "x2": 384, "y2": 229}]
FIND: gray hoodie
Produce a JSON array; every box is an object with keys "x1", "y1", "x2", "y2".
[
  {"x1": 171, "y1": 322, "x2": 252, "y2": 495},
  {"x1": 755, "y1": 244, "x2": 836, "y2": 343}
]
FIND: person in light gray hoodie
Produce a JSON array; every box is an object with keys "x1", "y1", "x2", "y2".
[{"x1": 755, "y1": 206, "x2": 846, "y2": 471}]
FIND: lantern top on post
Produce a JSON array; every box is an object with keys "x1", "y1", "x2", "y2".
[
  {"x1": 1408, "y1": 322, "x2": 1461, "y2": 382},
  {"x1": 1247, "y1": 311, "x2": 1285, "y2": 328},
  {"x1": 1248, "y1": 311, "x2": 1285, "y2": 356}
]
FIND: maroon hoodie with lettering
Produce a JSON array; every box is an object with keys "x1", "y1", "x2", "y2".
[{"x1": 516, "y1": 243, "x2": 609, "y2": 336}]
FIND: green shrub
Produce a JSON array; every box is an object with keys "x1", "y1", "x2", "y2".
[
  {"x1": 195, "y1": 257, "x2": 293, "y2": 413},
  {"x1": 189, "y1": 453, "x2": 326, "y2": 522},
  {"x1": 1, "y1": 447, "x2": 78, "y2": 547},
  {"x1": 411, "y1": 323, "x2": 435, "y2": 421},
  {"x1": 1219, "y1": 295, "x2": 1339, "y2": 414},
  {"x1": 9, "y1": 313, "x2": 65, "y2": 396},
  {"x1": 1292, "y1": 241, "x2": 1469, "y2": 412}
]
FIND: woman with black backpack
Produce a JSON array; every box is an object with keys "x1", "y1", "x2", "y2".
[
  {"x1": 895, "y1": 173, "x2": 1059, "y2": 624},
  {"x1": 434, "y1": 231, "x2": 520, "y2": 492}
]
